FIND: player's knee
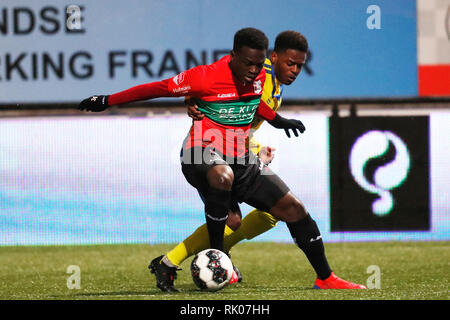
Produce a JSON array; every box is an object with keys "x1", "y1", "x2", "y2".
[
  {"x1": 226, "y1": 212, "x2": 242, "y2": 231},
  {"x1": 207, "y1": 165, "x2": 234, "y2": 191},
  {"x1": 286, "y1": 197, "x2": 308, "y2": 222},
  {"x1": 291, "y1": 200, "x2": 308, "y2": 222},
  {"x1": 270, "y1": 192, "x2": 308, "y2": 223}
]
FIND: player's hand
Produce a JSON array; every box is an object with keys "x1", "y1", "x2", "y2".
[
  {"x1": 78, "y1": 95, "x2": 110, "y2": 112},
  {"x1": 258, "y1": 146, "x2": 276, "y2": 165},
  {"x1": 185, "y1": 97, "x2": 204, "y2": 120},
  {"x1": 268, "y1": 113, "x2": 305, "y2": 138}
]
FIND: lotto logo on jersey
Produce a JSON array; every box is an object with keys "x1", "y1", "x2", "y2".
[
  {"x1": 173, "y1": 72, "x2": 185, "y2": 86},
  {"x1": 253, "y1": 80, "x2": 262, "y2": 94}
]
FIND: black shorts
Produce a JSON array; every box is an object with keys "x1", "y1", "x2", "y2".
[{"x1": 181, "y1": 146, "x2": 290, "y2": 213}]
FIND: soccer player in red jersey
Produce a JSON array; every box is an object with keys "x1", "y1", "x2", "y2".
[{"x1": 79, "y1": 28, "x2": 366, "y2": 292}]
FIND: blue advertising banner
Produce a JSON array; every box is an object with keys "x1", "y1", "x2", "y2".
[{"x1": 0, "y1": 0, "x2": 417, "y2": 103}]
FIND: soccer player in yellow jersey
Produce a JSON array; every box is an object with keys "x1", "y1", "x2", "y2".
[{"x1": 152, "y1": 30, "x2": 309, "y2": 284}]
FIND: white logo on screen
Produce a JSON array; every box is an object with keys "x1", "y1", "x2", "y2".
[{"x1": 349, "y1": 130, "x2": 410, "y2": 216}]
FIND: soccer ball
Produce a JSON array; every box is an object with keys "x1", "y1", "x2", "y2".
[{"x1": 190, "y1": 249, "x2": 234, "y2": 291}]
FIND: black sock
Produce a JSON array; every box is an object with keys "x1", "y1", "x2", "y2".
[
  {"x1": 287, "y1": 214, "x2": 332, "y2": 280},
  {"x1": 204, "y1": 187, "x2": 231, "y2": 252}
]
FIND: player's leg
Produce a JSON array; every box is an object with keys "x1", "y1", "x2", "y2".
[
  {"x1": 181, "y1": 146, "x2": 233, "y2": 252},
  {"x1": 224, "y1": 209, "x2": 278, "y2": 251},
  {"x1": 150, "y1": 204, "x2": 237, "y2": 292},
  {"x1": 165, "y1": 225, "x2": 236, "y2": 268},
  {"x1": 162, "y1": 202, "x2": 242, "y2": 284},
  {"x1": 165, "y1": 203, "x2": 240, "y2": 268},
  {"x1": 150, "y1": 147, "x2": 238, "y2": 292},
  {"x1": 269, "y1": 191, "x2": 333, "y2": 281},
  {"x1": 225, "y1": 204, "x2": 242, "y2": 231},
  {"x1": 243, "y1": 168, "x2": 332, "y2": 280},
  {"x1": 164, "y1": 207, "x2": 278, "y2": 266},
  {"x1": 244, "y1": 164, "x2": 366, "y2": 289},
  {"x1": 164, "y1": 205, "x2": 278, "y2": 269},
  {"x1": 203, "y1": 163, "x2": 233, "y2": 252}
]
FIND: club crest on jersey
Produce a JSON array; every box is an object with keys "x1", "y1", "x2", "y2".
[
  {"x1": 253, "y1": 80, "x2": 262, "y2": 94},
  {"x1": 173, "y1": 72, "x2": 185, "y2": 86}
]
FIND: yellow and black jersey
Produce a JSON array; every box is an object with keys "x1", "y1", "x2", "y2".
[{"x1": 249, "y1": 58, "x2": 283, "y2": 154}]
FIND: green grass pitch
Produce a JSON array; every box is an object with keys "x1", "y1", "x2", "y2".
[{"x1": 0, "y1": 241, "x2": 448, "y2": 300}]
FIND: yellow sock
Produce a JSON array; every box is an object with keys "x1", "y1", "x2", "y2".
[
  {"x1": 224, "y1": 209, "x2": 279, "y2": 251},
  {"x1": 166, "y1": 224, "x2": 234, "y2": 267}
]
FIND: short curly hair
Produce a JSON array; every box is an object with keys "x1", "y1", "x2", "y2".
[
  {"x1": 233, "y1": 27, "x2": 269, "y2": 52},
  {"x1": 274, "y1": 30, "x2": 308, "y2": 53}
]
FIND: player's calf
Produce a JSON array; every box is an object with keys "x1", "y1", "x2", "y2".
[
  {"x1": 270, "y1": 193, "x2": 332, "y2": 281},
  {"x1": 269, "y1": 191, "x2": 308, "y2": 223},
  {"x1": 203, "y1": 165, "x2": 234, "y2": 252},
  {"x1": 204, "y1": 187, "x2": 231, "y2": 252}
]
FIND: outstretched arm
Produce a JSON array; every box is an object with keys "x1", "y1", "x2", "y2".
[
  {"x1": 79, "y1": 68, "x2": 205, "y2": 112},
  {"x1": 78, "y1": 79, "x2": 173, "y2": 112}
]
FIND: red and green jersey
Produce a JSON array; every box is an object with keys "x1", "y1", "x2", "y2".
[{"x1": 108, "y1": 55, "x2": 276, "y2": 157}]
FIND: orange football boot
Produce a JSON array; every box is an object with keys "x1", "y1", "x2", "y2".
[{"x1": 313, "y1": 272, "x2": 367, "y2": 289}]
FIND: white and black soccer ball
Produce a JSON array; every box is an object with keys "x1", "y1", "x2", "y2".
[{"x1": 191, "y1": 249, "x2": 234, "y2": 291}]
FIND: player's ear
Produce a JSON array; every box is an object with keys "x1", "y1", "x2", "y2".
[{"x1": 270, "y1": 51, "x2": 278, "y2": 64}]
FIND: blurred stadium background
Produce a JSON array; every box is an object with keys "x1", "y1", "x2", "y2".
[{"x1": 1, "y1": 0, "x2": 449, "y2": 247}]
